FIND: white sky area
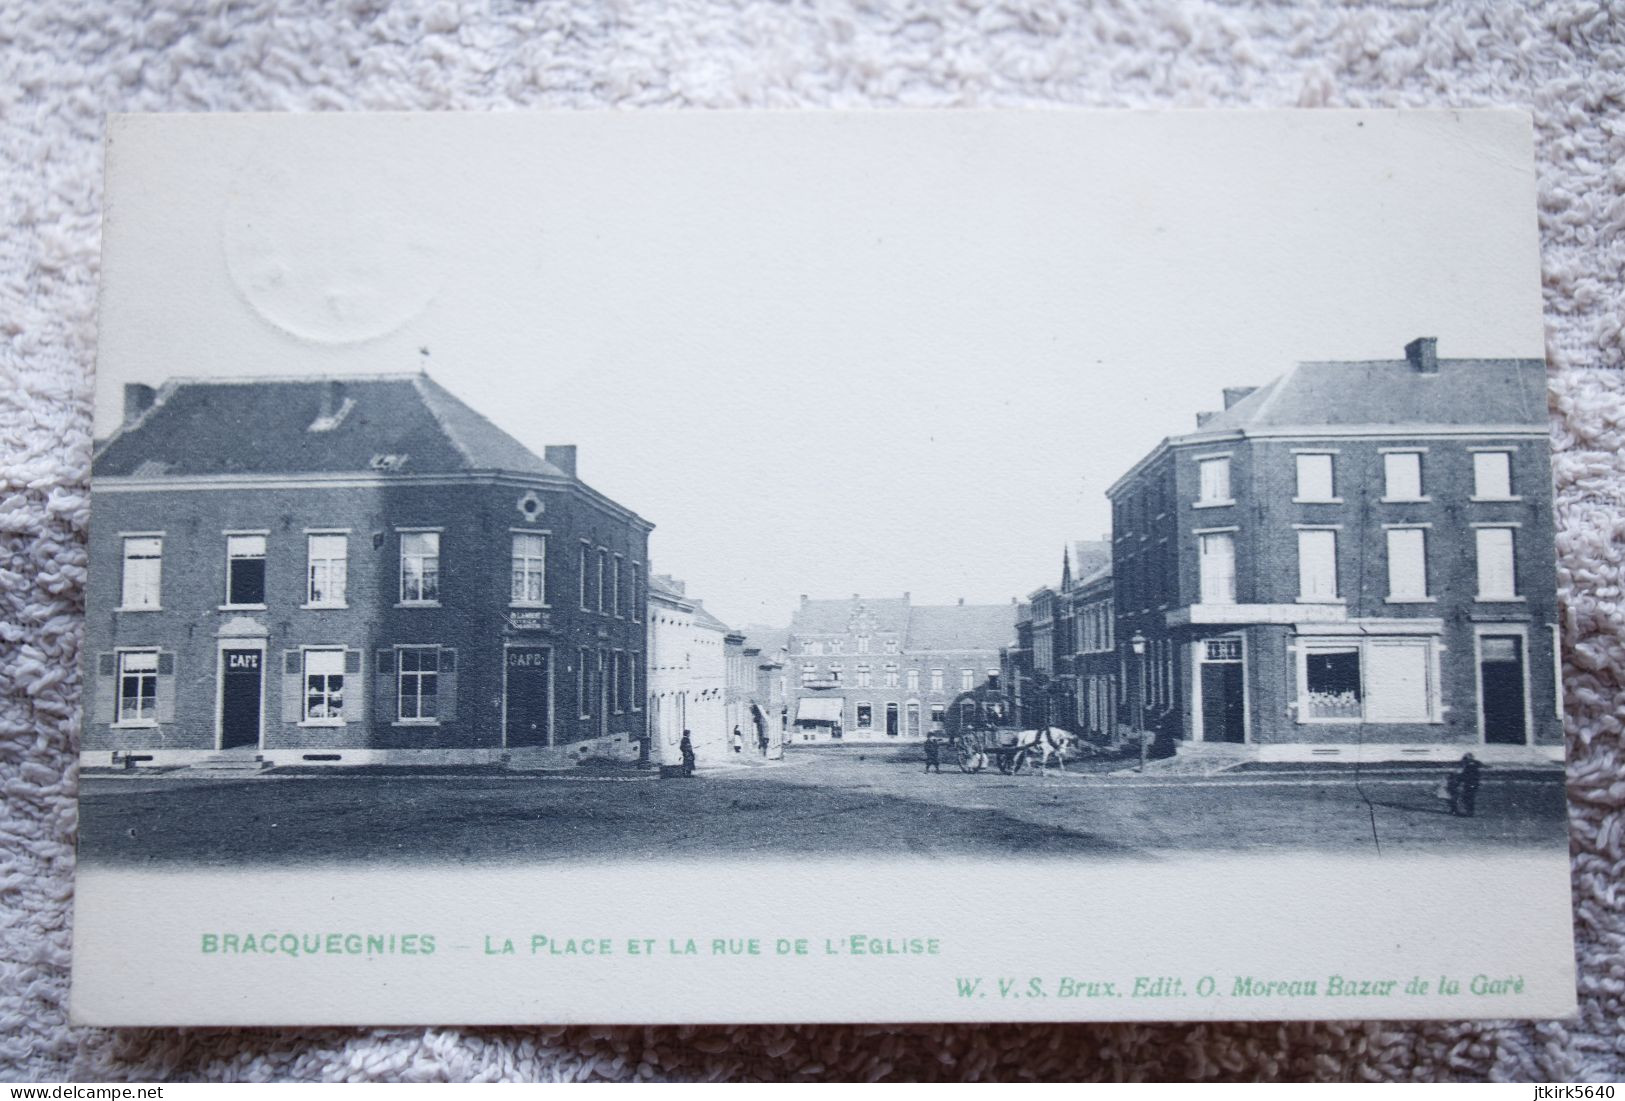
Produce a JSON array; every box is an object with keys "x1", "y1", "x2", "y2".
[{"x1": 95, "y1": 111, "x2": 1545, "y2": 628}]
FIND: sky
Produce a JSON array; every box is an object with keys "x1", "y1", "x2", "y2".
[{"x1": 95, "y1": 110, "x2": 1546, "y2": 628}]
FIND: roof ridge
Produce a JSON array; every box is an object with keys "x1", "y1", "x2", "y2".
[{"x1": 410, "y1": 375, "x2": 478, "y2": 469}]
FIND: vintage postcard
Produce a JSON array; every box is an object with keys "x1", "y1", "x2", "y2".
[{"x1": 71, "y1": 110, "x2": 1574, "y2": 1025}]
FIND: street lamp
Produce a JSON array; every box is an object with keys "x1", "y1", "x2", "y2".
[{"x1": 1130, "y1": 632, "x2": 1148, "y2": 772}]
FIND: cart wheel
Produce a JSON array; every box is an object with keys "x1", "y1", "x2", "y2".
[{"x1": 1011, "y1": 748, "x2": 1027, "y2": 774}]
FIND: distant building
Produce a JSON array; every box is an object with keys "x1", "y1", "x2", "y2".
[
  {"x1": 1009, "y1": 542, "x2": 1111, "y2": 733},
  {"x1": 83, "y1": 373, "x2": 652, "y2": 769},
  {"x1": 646, "y1": 574, "x2": 729, "y2": 769},
  {"x1": 1105, "y1": 339, "x2": 1560, "y2": 762},
  {"x1": 786, "y1": 594, "x2": 1015, "y2": 742}
]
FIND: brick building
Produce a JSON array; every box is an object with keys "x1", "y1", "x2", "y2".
[
  {"x1": 83, "y1": 373, "x2": 652, "y2": 769},
  {"x1": 1105, "y1": 339, "x2": 1560, "y2": 762},
  {"x1": 786, "y1": 594, "x2": 1015, "y2": 742}
]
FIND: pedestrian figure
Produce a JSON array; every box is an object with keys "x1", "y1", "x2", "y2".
[
  {"x1": 757, "y1": 727, "x2": 769, "y2": 757},
  {"x1": 1447, "y1": 753, "x2": 1487, "y2": 817},
  {"x1": 924, "y1": 737, "x2": 941, "y2": 773},
  {"x1": 679, "y1": 730, "x2": 696, "y2": 777},
  {"x1": 731, "y1": 726, "x2": 744, "y2": 754}
]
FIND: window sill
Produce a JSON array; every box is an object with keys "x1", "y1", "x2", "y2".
[
  {"x1": 1295, "y1": 597, "x2": 1344, "y2": 605},
  {"x1": 1192, "y1": 499, "x2": 1236, "y2": 510},
  {"x1": 1475, "y1": 595, "x2": 1526, "y2": 603},
  {"x1": 1380, "y1": 497, "x2": 1431, "y2": 504},
  {"x1": 395, "y1": 601, "x2": 442, "y2": 609},
  {"x1": 298, "y1": 720, "x2": 346, "y2": 728},
  {"x1": 391, "y1": 720, "x2": 441, "y2": 728},
  {"x1": 116, "y1": 606, "x2": 162, "y2": 613},
  {"x1": 509, "y1": 602, "x2": 551, "y2": 610},
  {"x1": 111, "y1": 720, "x2": 159, "y2": 729},
  {"x1": 1385, "y1": 596, "x2": 1437, "y2": 604},
  {"x1": 1470, "y1": 496, "x2": 1521, "y2": 503},
  {"x1": 219, "y1": 603, "x2": 268, "y2": 612},
  {"x1": 1292, "y1": 498, "x2": 1343, "y2": 505},
  {"x1": 301, "y1": 602, "x2": 349, "y2": 611}
]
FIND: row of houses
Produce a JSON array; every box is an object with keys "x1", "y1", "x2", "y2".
[
  {"x1": 80, "y1": 373, "x2": 784, "y2": 770},
  {"x1": 1002, "y1": 339, "x2": 1563, "y2": 763}
]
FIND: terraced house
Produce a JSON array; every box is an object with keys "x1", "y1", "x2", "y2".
[
  {"x1": 1106, "y1": 339, "x2": 1560, "y2": 763},
  {"x1": 82, "y1": 373, "x2": 652, "y2": 769}
]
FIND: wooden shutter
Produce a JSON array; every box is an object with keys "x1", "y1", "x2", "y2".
[
  {"x1": 282, "y1": 650, "x2": 302, "y2": 724},
  {"x1": 93, "y1": 652, "x2": 116, "y2": 724},
  {"x1": 155, "y1": 651, "x2": 177, "y2": 723},
  {"x1": 342, "y1": 649, "x2": 365, "y2": 723},
  {"x1": 375, "y1": 650, "x2": 396, "y2": 723},
  {"x1": 439, "y1": 649, "x2": 458, "y2": 721}
]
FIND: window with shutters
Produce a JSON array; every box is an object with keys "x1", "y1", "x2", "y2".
[
  {"x1": 1385, "y1": 528, "x2": 1429, "y2": 601},
  {"x1": 225, "y1": 533, "x2": 267, "y2": 607},
  {"x1": 302, "y1": 647, "x2": 347, "y2": 724},
  {"x1": 120, "y1": 536, "x2": 163, "y2": 610},
  {"x1": 510, "y1": 533, "x2": 547, "y2": 606},
  {"x1": 397, "y1": 646, "x2": 440, "y2": 722},
  {"x1": 1382, "y1": 451, "x2": 1425, "y2": 501},
  {"x1": 306, "y1": 533, "x2": 348, "y2": 607},
  {"x1": 399, "y1": 531, "x2": 440, "y2": 604},
  {"x1": 1196, "y1": 457, "x2": 1232, "y2": 506},
  {"x1": 1472, "y1": 451, "x2": 1515, "y2": 500},
  {"x1": 115, "y1": 649, "x2": 160, "y2": 725},
  {"x1": 1296, "y1": 529, "x2": 1339, "y2": 601},
  {"x1": 1294, "y1": 453, "x2": 1336, "y2": 502},
  {"x1": 1475, "y1": 527, "x2": 1518, "y2": 600},
  {"x1": 1198, "y1": 532, "x2": 1236, "y2": 604}
]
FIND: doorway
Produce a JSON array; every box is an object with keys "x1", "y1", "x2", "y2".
[
  {"x1": 1198, "y1": 637, "x2": 1245, "y2": 743},
  {"x1": 505, "y1": 647, "x2": 552, "y2": 748},
  {"x1": 219, "y1": 648, "x2": 263, "y2": 749},
  {"x1": 1479, "y1": 634, "x2": 1528, "y2": 745},
  {"x1": 885, "y1": 702, "x2": 899, "y2": 736}
]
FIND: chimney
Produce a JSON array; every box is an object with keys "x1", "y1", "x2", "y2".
[
  {"x1": 1222, "y1": 386, "x2": 1257, "y2": 409},
  {"x1": 1405, "y1": 337, "x2": 1439, "y2": 374},
  {"x1": 123, "y1": 383, "x2": 156, "y2": 426},
  {"x1": 545, "y1": 445, "x2": 578, "y2": 477},
  {"x1": 318, "y1": 379, "x2": 345, "y2": 420},
  {"x1": 1195, "y1": 410, "x2": 1221, "y2": 427},
  {"x1": 800, "y1": 594, "x2": 808, "y2": 604}
]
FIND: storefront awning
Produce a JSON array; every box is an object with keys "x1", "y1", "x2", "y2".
[{"x1": 795, "y1": 697, "x2": 845, "y2": 724}]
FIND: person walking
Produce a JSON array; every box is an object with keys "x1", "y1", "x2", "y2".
[
  {"x1": 923, "y1": 736, "x2": 941, "y2": 774},
  {"x1": 1447, "y1": 753, "x2": 1487, "y2": 817},
  {"x1": 757, "y1": 726, "x2": 769, "y2": 757},
  {"x1": 731, "y1": 726, "x2": 744, "y2": 754},
  {"x1": 679, "y1": 730, "x2": 696, "y2": 777}
]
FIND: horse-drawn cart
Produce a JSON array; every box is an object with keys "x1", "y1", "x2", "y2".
[{"x1": 949, "y1": 727, "x2": 1075, "y2": 774}]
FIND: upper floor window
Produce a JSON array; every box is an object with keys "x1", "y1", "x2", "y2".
[
  {"x1": 1475, "y1": 527, "x2": 1518, "y2": 600},
  {"x1": 883, "y1": 638, "x2": 898, "y2": 654},
  {"x1": 856, "y1": 636, "x2": 870, "y2": 654},
  {"x1": 828, "y1": 663, "x2": 843, "y2": 684},
  {"x1": 1295, "y1": 453, "x2": 1336, "y2": 502},
  {"x1": 1197, "y1": 457, "x2": 1231, "y2": 505},
  {"x1": 1198, "y1": 532, "x2": 1236, "y2": 604},
  {"x1": 399, "y1": 531, "x2": 440, "y2": 604},
  {"x1": 1385, "y1": 528, "x2": 1429, "y2": 601},
  {"x1": 960, "y1": 669, "x2": 974, "y2": 692},
  {"x1": 803, "y1": 640, "x2": 823, "y2": 656},
  {"x1": 856, "y1": 664, "x2": 871, "y2": 688},
  {"x1": 1473, "y1": 451, "x2": 1514, "y2": 499},
  {"x1": 596, "y1": 549, "x2": 609, "y2": 613},
  {"x1": 612, "y1": 555, "x2": 624, "y2": 617},
  {"x1": 1382, "y1": 451, "x2": 1424, "y2": 501},
  {"x1": 931, "y1": 669, "x2": 945, "y2": 692},
  {"x1": 226, "y1": 534, "x2": 267, "y2": 606},
  {"x1": 511, "y1": 533, "x2": 546, "y2": 605},
  {"x1": 307, "y1": 533, "x2": 348, "y2": 607},
  {"x1": 120, "y1": 536, "x2": 162, "y2": 610},
  {"x1": 829, "y1": 639, "x2": 844, "y2": 656},
  {"x1": 577, "y1": 544, "x2": 590, "y2": 610},
  {"x1": 885, "y1": 666, "x2": 899, "y2": 688},
  {"x1": 1296, "y1": 529, "x2": 1339, "y2": 601},
  {"x1": 907, "y1": 669, "x2": 920, "y2": 692},
  {"x1": 631, "y1": 562, "x2": 642, "y2": 622}
]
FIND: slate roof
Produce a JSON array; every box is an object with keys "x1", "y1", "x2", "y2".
[
  {"x1": 787, "y1": 596, "x2": 1015, "y2": 654},
  {"x1": 691, "y1": 601, "x2": 733, "y2": 634},
  {"x1": 94, "y1": 374, "x2": 569, "y2": 479},
  {"x1": 1196, "y1": 357, "x2": 1546, "y2": 435}
]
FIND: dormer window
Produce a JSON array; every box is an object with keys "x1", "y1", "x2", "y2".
[{"x1": 307, "y1": 397, "x2": 356, "y2": 432}]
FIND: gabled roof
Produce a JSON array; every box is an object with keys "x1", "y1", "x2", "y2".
[
  {"x1": 904, "y1": 603, "x2": 1018, "y2": 653},
  {"x1": 691, "y1": 601, "x2": 732, "y2": 634},
  {"x1": 93, "y1": 374, "x2": 570, "y2": 479},
  {"x1": 788, "y1": 597, "x2": 911, "y2": 637},
  {"x1": 1196, "y1": 357, "x2": 1546, "y2": 434}
]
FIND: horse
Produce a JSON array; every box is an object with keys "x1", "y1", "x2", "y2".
[{"x1": 1010, "y1": 726, "x2": 1076, "y2": 774}]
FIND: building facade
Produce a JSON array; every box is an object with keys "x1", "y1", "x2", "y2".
[
  {"x1": 1105, "y1": 339, "x2": 1561, "y2": 762},
  {"x1": 646, "y1": 574, "x2": 730, "y2": 770},
  {"x1": 786, "y1": 594, "x2": 1015, "y2": 742},
  {"x1": 84, "y1": 374, "x2": 652, "y2": 768}
]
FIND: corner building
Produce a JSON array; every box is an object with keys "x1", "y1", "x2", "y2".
[
  {"x1": 83, "y1": 374, "x2": 652, "y2": 768},
  {"x1": 1106, "y1": 340, "x2": 1561, "y2": 763}
]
